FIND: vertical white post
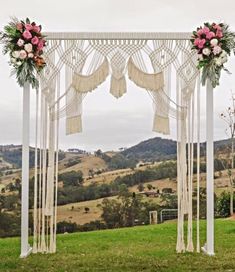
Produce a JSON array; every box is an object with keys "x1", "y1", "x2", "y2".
[
  {"x1": 20, "y1": 82, "x2": 32, "y2": 258},
  {"x1": 202, "y1": 79, "x2": 215, "y2": 256}
]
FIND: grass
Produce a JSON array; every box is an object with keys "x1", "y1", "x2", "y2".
[{"x1": 1, "y1": 220, "x2": 235, "y2": 271}]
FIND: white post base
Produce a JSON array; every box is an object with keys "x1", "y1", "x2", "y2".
[
  {"x1": 201, "y1": 244, "x2": 215, "y2": 256},
  {"x1": 20, "y1": 245, "x2": 32, "y2": 258}
]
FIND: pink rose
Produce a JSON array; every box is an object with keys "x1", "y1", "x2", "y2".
[
  {"x1": 19, "y1": 50, "x2": 27, "y2": 60},
  {"x1": 197, "y1": 29, "x2": 204, "y2": 36},
  {"x1": 194, "y1": 38, "x2": 200, "y2": 46},
  {"x1": 31, "y1": 36, "x2": 39, "y2": 45},
  {"x1": 32, "y1": 25, "x2": 41, "y2": 33},
  {"x1": 202, "y1": 27, "x2": 210, "y2": 34},
  {"x1": 25, "y1": 23, "x2": 33, "y2": 31},
  {"x1": 37, "y1": 40, "x2": 45, "y2": 51},
  {"x1": 17, "y1": 39, "x2": 25, "y2": 47},
  {"x1": 23, "y1": 30, "x2": 32, "y2": 40},
  {"x1": 28, "y1": 53, "x2": 34, "y2": 58},
  {"x1": 213, "y1": 24, "x2": 222, "y2": 31},
  {"x1": 216, "y1": 30, "x2": 223, "y2": 38},
  {"x1": 16, "y1": 23, "x2": 23, "y2": 31},
  {"x1": 213, "y1": 45, "x2": 222, "y2": 55},
  {"x1": 197, "y1": 39, "x2": 206, "y2": 49},
  {"x1": 206, "y1": 31, "x2": 215, "y2": 40}
]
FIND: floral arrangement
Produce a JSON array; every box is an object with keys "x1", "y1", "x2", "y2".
[
  {"x1": 0, "y1": 17, "x2": 46, "y2": 89},
  {"x1": 191, "y1": 22, "x2": 235, "y2": 88}
]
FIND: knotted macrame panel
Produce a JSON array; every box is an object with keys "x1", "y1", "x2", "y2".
[
  {"x1": 36, "y1": 34, "x2": 201, "y2": 255},
  {"x1": 40, "y1": 37, "x2": 198, "y2": 135}
]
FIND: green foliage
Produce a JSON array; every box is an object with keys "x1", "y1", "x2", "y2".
[
  {"x1": 57, "y1": 221, "x2": 78, "y2": 233},
  {"x1": 216, "y1": 191, "x2": 235, "y2": 218},
  {"x1": 56, "y1": 220, "x2": 106, "y2": 234},
  {"x1": 137, "y1": 183, "x2": 144, "y2": 192},
  {"x1": 64, "y1": 157, "x2": 81, "y2": 168},
  {"x1": 0, "y1": 146, "x2": 65, "y2": 169},
  {"x1": 0, "y1": 212, "x2": 21, "y2": 237},
  {"x1": 108, "y1": 153, "x2": 137, "y2": 170},
  {"x1": 100, "y1": 193, "x2": 147, "y2": 228},
  {"x1": 58, "y1": 170, "x2": 83, "y2": 187}
]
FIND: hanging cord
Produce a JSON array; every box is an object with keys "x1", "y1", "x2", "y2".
[
  {"x1": 187, "y1": 89, "x2": 194, "y2": 252},
  {"x1": 196, "y1": 75, "x2": 201, "y2": 252},
  {"x1": 53, "y1": 73, "x2": 60, "y2": 253},
  {"x1": 33, "y1": 88, "x2": 39, "y2": 253},
  {"x1": 38, "y1": 89, "x2": 43, "y2": 252}
]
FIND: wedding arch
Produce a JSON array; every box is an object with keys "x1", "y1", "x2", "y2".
[
  {"x1": 2, "y1": 19, "x2": 231, "y2": 258},
  {"x1": 16, "y1": 31, "x2": 216, "y2": 258}
]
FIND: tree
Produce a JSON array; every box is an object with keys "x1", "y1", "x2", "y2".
[
  {"x1": 88, "y1": 169, "x2": 95, "y2": 178},
  {"x1": 137, "y1": 183, "x2": 144, "y2": 192},
  {"x1": 84, "y1": 207, "x2": 90, "y2": 213},
  {"x1": 95, "y1": 149, "x2": 102, "y2": 157},
  {"x1": 220, "y1": 94, "x2": 235, "y2": 216},
  {"x1": 216, "y1": 191, "x2": 235, "y2": 218},
  {"x1": 14, "y1": 178, "x2": 21, "y2": 193},
  {"x1": 6, "y1": 182, "x2": 15, "y2": 192},
  {"x1": 58, "y1": 170, "x2": 83, "y2": 187}
]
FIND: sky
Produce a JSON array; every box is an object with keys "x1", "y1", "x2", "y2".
[{"x1": 0, "y1": 0, "x2": 235, "y2": 152}]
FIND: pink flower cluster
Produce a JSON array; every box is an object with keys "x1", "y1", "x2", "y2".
[
  {"x1": 12, "y1": 19, "x2": 46, "y2": 68},
  {"x1": 192, "y1": 23, "x2": 224, "y2": 60}
]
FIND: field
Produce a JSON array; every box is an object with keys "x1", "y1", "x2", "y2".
[{"x1": 1, "y1": 220, "x2": 235, "y2": 271}]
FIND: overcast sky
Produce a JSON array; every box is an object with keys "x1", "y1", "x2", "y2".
[{"x1": 0, "y1": 0, "x2": 235, "y2": 151}]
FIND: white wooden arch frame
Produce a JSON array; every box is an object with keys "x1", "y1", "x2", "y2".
[{"x1": 20, "y1": 32, "x2": 214, "y2": 257}]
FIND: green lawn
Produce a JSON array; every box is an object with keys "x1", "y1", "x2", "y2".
[{"x1": 0, "y1": 220, "x2": 235, "y2": 271}]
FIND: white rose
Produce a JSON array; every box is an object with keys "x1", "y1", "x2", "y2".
[
  {"x1": 17, "y1": 39, "x2": 24, "y2": 47},
  {"x1": 19, "y1": 50, "x2": 27, "y2": 60},
  {"x1": 16, "y1": 61, "x2": 22, "y2": 66},
  {"x1": 28, "y1": 53, "x2": 34, "y2": 58},
  {"x1": 213, "y1": 46, "x2": 222, "y2": 55},
  {"x1": 12, "y1": 51, "x2": 20, "y2": 58},
  {"x1": 202, "y1": 48, "x2": 211, "y2": 56},
  {"x1": 215, "y1": 58, "x2": 222, "y2": 66},
  {"x1": 210, "y1": 38, "x2": 218, "y2": 47},
  {"x1": 24, "y1": 43, "x2": 33, "y2": 53}
]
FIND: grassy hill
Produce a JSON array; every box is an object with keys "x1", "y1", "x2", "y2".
[
  {"x1": 122, "y1": 137, "x2": 233, "y2": 162},
  {"x1": 1, "y1": 219, "x2": 235, "y2": 271}
]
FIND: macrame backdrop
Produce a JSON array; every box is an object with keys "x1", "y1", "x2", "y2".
[{"x1": 33, "y1": 33, "x2": 201, "y2": 254}]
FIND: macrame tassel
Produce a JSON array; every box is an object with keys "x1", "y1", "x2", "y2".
[
  {"x1": 110, "y1": 75, "x2": 127, "y2": 98},
  {"x1": 72, "y1": 57, "x2": 109, "y2": 93},
  {"x1": 153, "y1": 115, "x2": 170, "y2": 134},
  {"x1": 128, "y1": 57, "x2": 164, "y2": 91},
  {"x1": 45, "y1": 117, "x2": 55, "y2": 217},
  {"x1": 66, "y1": 115, "x2": 82, "y2": 135}
]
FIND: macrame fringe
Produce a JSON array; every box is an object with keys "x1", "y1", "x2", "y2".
[
  {"x1": 128, "y1": 57, "x2": 164, "y2": 91},
  {"x1": 153, "y1": 115, "x2": 170, "y2": 135},
  {"x1": 72, "y1": 57, "x2": 109, "y2": 93},
  {"x1": 110, "y1": 75, "x2": 127, "y2": 98},
  {"x1": 66, "y1": 115, "x2": 82, "y2": 135}
]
